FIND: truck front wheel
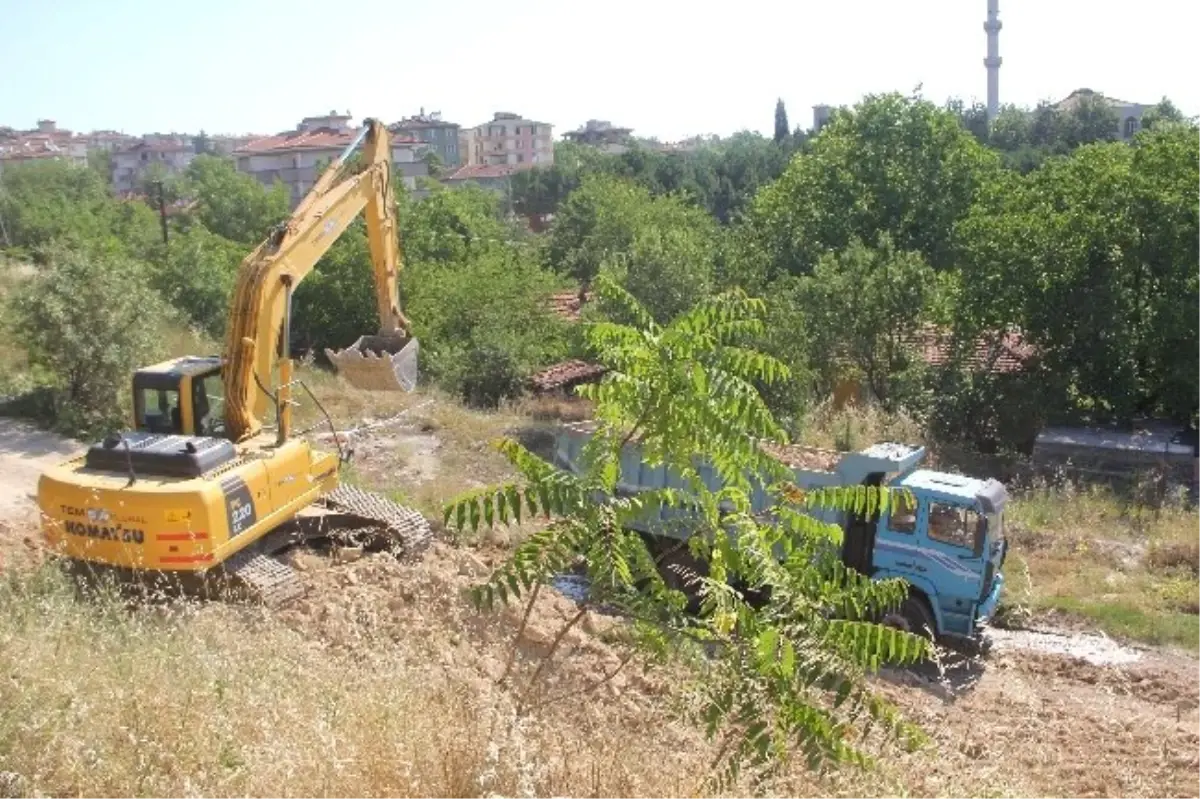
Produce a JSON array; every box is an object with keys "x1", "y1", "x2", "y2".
[{"x1": 881, "y1": 595, "x2": 937, "y2": 642}]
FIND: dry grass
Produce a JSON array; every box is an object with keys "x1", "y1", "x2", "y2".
[
  {"x1": 1, "y1": 541, "x2": 1196, "y2": 799},
  {"x1": 791, "y1": 399, "x2": 925, "y2": 452}
]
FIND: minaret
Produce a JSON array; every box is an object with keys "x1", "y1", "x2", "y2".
[{"x1": 984, "y1": 0, "x2": 1002, "y2": 122}]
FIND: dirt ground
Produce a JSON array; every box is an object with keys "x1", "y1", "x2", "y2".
[{"x1": 2, "y1": 416, "x2": 1197, "y2": 798}]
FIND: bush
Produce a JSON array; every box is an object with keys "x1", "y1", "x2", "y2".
[
  {"x1": 4, "y1": 247, "x2": 167, "y2": 437},
  {"x1": 402, "y1": 250, "x2": 571, "y2": 407}
]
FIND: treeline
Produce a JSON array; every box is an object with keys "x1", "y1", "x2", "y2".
[
  {"x1": 0, "y1": 153, "x2": 574, "y2": 432},
  {"x1": 0, "y1": 90, "x2": 1195, "y2": 454},
  {"x1": 516, "y1": 92, "x2": 1197, "y2": 450}
]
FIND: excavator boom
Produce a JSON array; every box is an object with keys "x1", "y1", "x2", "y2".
[{"x1": 222, "y1": 118, "x2": 417, "y2": 442}]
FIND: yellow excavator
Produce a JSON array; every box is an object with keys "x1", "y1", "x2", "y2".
[{"x1": 35, "y1": 118, "x2": 430, "y2": 605}]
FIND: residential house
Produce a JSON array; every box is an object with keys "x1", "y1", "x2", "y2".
[
  {"x1": 0, "y1": 119, "x2": 89, "y2": 169},
  {"x1": 562, "y1": 119, "x2": 633, "y2": 154},
  {"x1": 391, "y1": 109, "x2": 461, "y2": 167},
  {"x1": 111, "y1": 136, "x2": 196, "y2": 195},
  {"x1": 233, "y1": 112, "x2": 427, "y2": 206},
  {"x1": 439, "y1": 163, "x2": 529, "y2": 195},
  {"x1": 461, "y1": 112, "x2": 553, "y2": 167},
  {"x1": 1053, "y1": 88, "x2": 1152, "y2": 140}
]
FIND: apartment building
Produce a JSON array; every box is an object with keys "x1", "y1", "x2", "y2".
[
  {"x1": 233, "y1": 112, "x2": 427, "y2": 206},
  {"x1": 391, "y1": 109, "x2": 460, "y2": 167},
  {"x1": 562, "y1": 119, "x2": 632, "y2": 153},
  {"x1": 461, "y1": 112, "x2": 553, "y2": 167},
  {"x1": 111, "y1": 136, "x2": 195, "y2": 195}
]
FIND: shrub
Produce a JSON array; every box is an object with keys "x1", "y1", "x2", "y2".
[
  {"x1": 402, "y1": 250, "x2": 571, "y2": 407},
  {"x1": 4, "y1": 247, "x2": 167, "y2": 437}
]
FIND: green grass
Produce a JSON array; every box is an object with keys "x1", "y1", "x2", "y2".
[
  {"x1": 1003, "y1": 480, "x2": 1199, "y2": 650},
  {"x1": 1041, "y1": 595, "x2": 1199, "y2": 650}
]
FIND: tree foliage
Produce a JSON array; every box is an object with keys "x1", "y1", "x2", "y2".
[
  {"x1": 182, "y1": 154, "x2": 289, "y2": 244},
  {"x1": 800, "y1": 235, "x2": 935, "y2": 406},
  {"x1": 746, "y1": 93, "x2": 1000, "y2": 279},
  {"x1": 4, "y1": 247, "x2": 168, "y2": 436},
  {"x1": 443, "y1": 275, "x2": 931, "y2": 787},
  {"x1": 774, "y1": 99, "x2": 790, "y2": 144},
  {"x1": 401, "y1": 248, "x2": 570, "y2": 407},
  {"x1": 547, "y1": 174, "x2": 718, "y2": 322}
]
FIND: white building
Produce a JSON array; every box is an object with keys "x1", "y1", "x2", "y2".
[
  {"x1": 234, "y1": 113, "x2": 427, "y2": 206},
  {"x1": 461, "y1": 112, "x2": 553, "y2": 167},
  {"x1": 1053, "y1": 89, "x2": 1152, "y2": 140},
  {"x1": 111, "y1": 137, "x2": 195, "y2": 195}
]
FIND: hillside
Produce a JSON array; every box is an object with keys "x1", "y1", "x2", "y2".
[{"x1": 0, "y1": 392, "x2": 1196, "y2": 798}]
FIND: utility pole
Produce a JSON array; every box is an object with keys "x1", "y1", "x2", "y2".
[{"x1": 154, "y1": 179, "x2": 169, "y2": 249}]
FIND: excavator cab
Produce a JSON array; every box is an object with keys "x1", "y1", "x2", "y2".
[{"x1": 131, "y1": 356, "x2": 227, "y2": 438}]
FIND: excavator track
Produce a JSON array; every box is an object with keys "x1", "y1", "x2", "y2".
[
  {"x1": 221, "y1": 544, "x2": 307, "y2": 608},
  {"x1": 318, "y1": 484, "x2": 433, "y2": 560}
]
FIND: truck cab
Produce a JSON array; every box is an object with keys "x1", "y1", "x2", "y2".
[{"x1": 863, "y1": 469, "x2": 1008, "y2": 644}]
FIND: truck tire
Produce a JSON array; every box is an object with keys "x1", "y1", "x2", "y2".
[{"x1": 881, "y1": 595, "x2": 937, "y2": 642}]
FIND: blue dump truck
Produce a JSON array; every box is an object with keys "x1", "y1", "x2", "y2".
[{"x1": 553, "y1": 423, "x2": 1009, "y2": 650}]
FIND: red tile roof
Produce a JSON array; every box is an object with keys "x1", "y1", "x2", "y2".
[
  {"x1": 905, "y1": 324, "x2": 1034, "y2": 374},
  {"x1": 546, "y1": 290, "x2": 592, "y2": 321},
  {"x1": 235, "y1": 128, "x2": 423, "y2": 155},
  {"x1": 529, "y1": 360, "x2": 607, "y2": 393}
]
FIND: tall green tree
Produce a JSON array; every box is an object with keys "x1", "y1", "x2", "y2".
[
  {"x1": 546, "y1": 174, "x2": 717, "y2": 322},
  {"x1": 1140, "y1": 98, "x2": 1187, "y2": 131},
  {"x1": 182, "y1": 154, "x2": 289, "y2": 244},
  {"x1": 745, "y1": 92, "x2": 1000, "y2": 279},
  {"x1": 4, "y1": 246, "x2": 168, "y2": 436},
  {"x1": 774, "y1": 98, "x2": 790, "y2": 143},
  {"x1": 799, "y1": 234, "x2": 935, "y2": 405}
]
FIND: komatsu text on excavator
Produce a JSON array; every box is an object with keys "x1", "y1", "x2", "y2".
[{"x1": 36, "y1": 118, "x2": 431, "y2": 605}]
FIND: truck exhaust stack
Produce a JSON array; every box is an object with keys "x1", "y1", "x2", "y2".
[{"x1": 326, "y1": 333, "x2": 418, "y2": 392}]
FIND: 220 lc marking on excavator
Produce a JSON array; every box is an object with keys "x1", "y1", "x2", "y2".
[{"x1": 36, "y1": 118, "x2": 431, "y2": 606}]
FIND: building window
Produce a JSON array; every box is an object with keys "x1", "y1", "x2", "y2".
[
  {"x1": 517, "y1": 153, "x2": 524, "y2": 163},
  {"x1": 1124, "y1": 116, "x2": 1140, "y2": 139},
  {"x1": 529, "y1": 125, "x2": 537, "y2": 135}
]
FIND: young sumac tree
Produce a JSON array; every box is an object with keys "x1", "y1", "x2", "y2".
[{"x1": 444, "y1": 275, "x2": 929, "y2": 789}]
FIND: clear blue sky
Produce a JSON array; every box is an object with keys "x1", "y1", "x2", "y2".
[{"x1": 1, "y1": 0, "x2": 1195, "y2": 140}]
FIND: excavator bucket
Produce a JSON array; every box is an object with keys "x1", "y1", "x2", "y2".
[{"x1": 326, "y1": 333, "x2": 419, "y2": 392}]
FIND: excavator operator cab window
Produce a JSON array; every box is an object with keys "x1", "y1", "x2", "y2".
[
  {"x1": 134, "y1": 384, "x2": 182, "y2": 434},
  {"x1": 191, "y1": 369, "x2": 226, "y2": 437}
]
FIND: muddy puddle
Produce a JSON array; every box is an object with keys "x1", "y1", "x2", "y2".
[{"x1": 986, "y1": 625, "x2": 1143, "y2": 666}]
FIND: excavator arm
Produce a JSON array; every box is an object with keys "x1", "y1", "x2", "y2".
[{"x1": 221, "y1": 118, "x2": 417, "y2": 443}]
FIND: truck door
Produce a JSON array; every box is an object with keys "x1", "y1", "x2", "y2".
[
  {"x1": 872, "y1": 489, "x2": 924, "y2": 577},
  {"x1": 916, "y1": 500, "x2": 987, "y2": 636}
]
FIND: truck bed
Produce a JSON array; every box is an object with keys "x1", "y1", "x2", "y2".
[{"x1": 758, "y1": 442, "x2": 842, "y2": 472}]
